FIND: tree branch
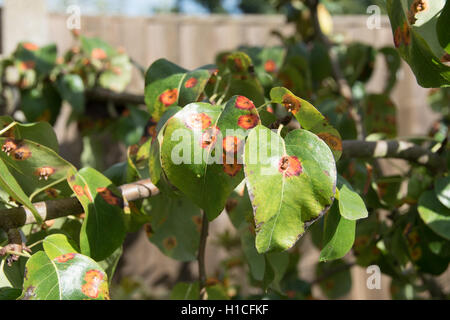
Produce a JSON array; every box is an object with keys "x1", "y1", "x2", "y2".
[
  {"x1": 0, "y1": 179, "x2": 158, "y2": 231},
  {"x1": 85, "y1": 88, "x2": 145, "y2": 105},
  {"x1": 342, "y1": 140, "x2": 445, "y2": 172}
]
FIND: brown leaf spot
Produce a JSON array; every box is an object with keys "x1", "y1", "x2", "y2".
[
  {"x1": 96, "y1": 187, "x2": 123, "y2": 207},
  {"x1": 1, "y1": 139, "x2": 19, "y2": 155},
  {"x1": 163, "y1": 237, "x2": 177, "y2": 250},
  {"x1": 282, "y1": 94, "x2": 301, "y2": 114},
  {"x1": 317, "y1": 132, "x2": 343, "y2": 152},
  {"x1": 12, "y1": 145, "x2": 31, "y2": 161},
  {"x1": 34, "y1": 166, "x2": 56, "y2": 181}
]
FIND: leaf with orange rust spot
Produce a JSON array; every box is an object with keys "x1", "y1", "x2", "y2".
[
  {"x1": 146, "y1": 193, "x2": 201, "y2": 261},
  {"x1": 145, "y1": 59, "x2": 215, "y2": 122},
  {"x1": 19, "y1": 251, "x2": 109, "y2": 300},
  {"x1": 386, "y1": 0, "x2": 450, "y2": 87},
  {"x1": 244, "y1": 126, "x2": 336, "y2": 253},
  {"x1": 67, "y1": 167, "x2": 125, "y2": 261},
  {"x1": 161, "y1": 97, "x2": 260, "y2": 220},
  {"x1": 270, "y1": 87, "x2": 342, "y2": 160}
]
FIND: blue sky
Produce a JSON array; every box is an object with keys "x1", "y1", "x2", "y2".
[{"x1": 45, "y1": 0, "x2": 241, "y2": 15}]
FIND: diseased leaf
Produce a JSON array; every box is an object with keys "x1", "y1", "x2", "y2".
[
  {"x1": 244, "y1": 125, "x2": 336, "y2": 253},
  {"x1": 161, "y1": 96, "x2": 260, "y2": 220},
  {"x1": 19, "y1": 251, "x2": 109, "y2": 300},
  {"x1": 67, "y1": 167, "x2": 126, "y2": 261},
  {"x1": 43, "y1": 234, "x2": 80, "y2": 259},
  {"x1": 270, "y1": 87, "x2": 342, "y2": 160},
  {"x1": 146, "y1": 193, "x2": 201, "y2": 261}
]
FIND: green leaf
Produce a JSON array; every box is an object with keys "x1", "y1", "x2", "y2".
[
  {"x1": 244, "y1": 126, "x2": 336, "y2": 253},
  {"x1": 43, "y1": 234, "x2": 80, "y2": 259},
  {"x1": 67, "y1": 167, "x2": 126, "y2": 261},
  {"x1": 386, "y1": 0, "x2": 450, "y2": 87},
  {"x1": 270, "y1": 87, "x2": 342, "y2": 160},
  {"x1": 320, "y1": 203, "x2": 356, "y2": 262},
  {"x1": 80, "y1": 36, "x2": 116, "y2": 58},
  {"x1": 379, "y1": 47, "x2": 402, "y2": 94},
  {"x1": 418, "y1": 190, "x2": 450, "y2": 240},
  {"x1": 98, "y1": 246, "x2": 123, "y2": 285},
  {"x1": 435, "y1": 176, "x2": 450, "y2": 208},
  {"x1": 0, "y1": 159, "x2": 41, "y2": 223},
  {"x1": 144, "y1": 59, "x2": 214, "y2": 121},
  {"x1": 20, "y1": 84, "x2": 62, "y2": 124},
  {"x1": 316, "y1": 260, "x2": 352, "y2": 299},
  {"x1": 146, "y1": 193, "x2": 201, "y2": 261},
  {"x1": 0, "y1": 116, "x2": 59, "y2": 152},
  {"x1": 437, "y1": 0, "x2": 450, "y2": 53},
  {"x1": 55, "y1": 74, "x2": 85, "y2": 115},
  {"x1": 99, "y1": 54, "x2": 133, "y2": 92},
  {"x1": 161, "y1": 96, "x2": 261, "y2": 220},
  {"x1": 170, "y1": 282, "x2": 200, "y2": 300},
  {"x1": 19, "y1": 251, "x2": 109, "y2": 300},
  {"x1": 337, "y1": 175, "x2": 368, "y2": 220},
  {"x1": 0, "y1": 136, "x2": 75, "y2": 202},
  {"x1": 15, "y1": 43, "x2": 57, "y2": 77},
  {"x1": 206, "y1": 284, "x2": 230, "y2": 300}
]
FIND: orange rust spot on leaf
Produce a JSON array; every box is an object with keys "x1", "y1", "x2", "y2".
[
  {"x1": 23, "y1": 42, "x2": 39, "y2": 51},
  {"x1": 91, "y1": 48, "x2": 107, "y2": 60},
  {"x1": 237, "y1": 114, "x2": 259, "y2": 130},
  {"x1": 317, "y1": 132, "x2": 343, "y2": 152},
  {"x1": 97, "y1": 187, "x2": 122, "y2": 207},
  {"x1": 200, "y1": 126, "x2": 220, "y2": 149},
  {"x1": 159, "y1": 88, "x2": 178, "y2": 106},
  {"x1": 235, "y1": 96, "x2": 255, "y2": 110},
  {"x1": 34, "y1": 166, "x2": 56, "y2": 181},
  {"x1": 185, "y1": 77, "x2": 198, "y2": 88},
  {"x1": 264, "y1": 59, "x2": 277, "y2": 73},
  {"x1": 278, "y1": 156, "x2": 302, "y2": 178},
  {"x1": 84, "y1": 184, "x2": 93, "y2": 202},
  {"x1": 82, "y1": 269, "x2": 104, "y2": 299},
  {"x1": 73, "y1": 184, "x2": 84, "y2": 197},
  {"x1": 282, "y1": 94, "x2": 301, "y2": 114},
  {"x1": 185, "y1": 112, "x2": 212, "y2": 131},
  {"x1": 2, "y1": 139, "x2": 19, "y2": 155},
  {"x1": 12, "y1": 145, "x2": 31, "y2": 161},
  {"x1": 223, "y1": 136, "x2": 242, "y2": 154},
  {"x1": 45, "y1": 188, "x2": 59, "y2": 198},
  {"x1": 55, "y1": 253, "x2": 76, "y2": 263}
]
